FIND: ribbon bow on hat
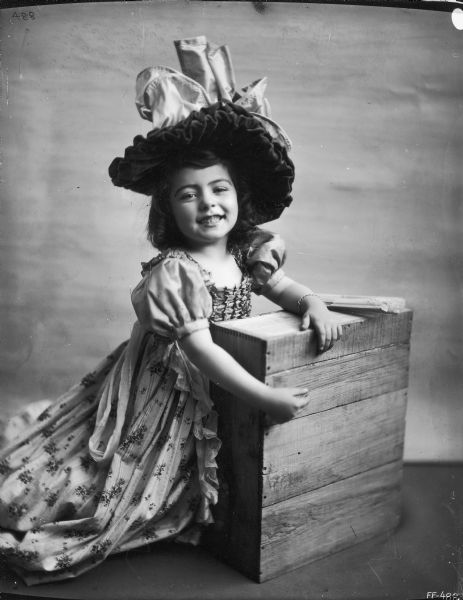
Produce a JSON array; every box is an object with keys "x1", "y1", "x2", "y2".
[{"x1": 135, "y1": 36, "x2": 291, "y2": 150}]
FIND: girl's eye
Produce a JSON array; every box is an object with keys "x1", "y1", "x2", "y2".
[
  {"x1": 214, "y1": 186, "x2": 229, "y2": 194},
  {"x1": 179, "y1": 192, "x2": 197, "y2": 201}
]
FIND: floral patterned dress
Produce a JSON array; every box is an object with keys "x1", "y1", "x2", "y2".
[{"x1": 0, "y1": 229, "x2": 285, "y2": 585}]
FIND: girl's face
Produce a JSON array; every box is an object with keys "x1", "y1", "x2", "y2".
[{"x1": 168, "y1": 163, "x2": 239, "y2": 249}]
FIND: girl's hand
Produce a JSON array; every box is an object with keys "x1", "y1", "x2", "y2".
[
  {"x1": 300, "y1": 295, "x2": 343, "y2": 353},
  {"x1": 261, "y1": 276, "x2": 343, "y2": 354},
  {"x1": 263, "y1": 387, "x2": 310, "y2": 424}
]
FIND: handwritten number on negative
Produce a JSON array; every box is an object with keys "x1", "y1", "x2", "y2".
[{"x1": 10, "y1": 11, "x2": 36, "y2": 22}]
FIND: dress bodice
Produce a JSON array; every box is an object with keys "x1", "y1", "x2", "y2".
[{"x1": 208, "y1": 277, "x2": 253, "y2": 323}]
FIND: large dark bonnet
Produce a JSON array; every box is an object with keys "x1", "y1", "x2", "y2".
[{"x1": 109, "y1": 101, "x2": 294, "y2": 225}]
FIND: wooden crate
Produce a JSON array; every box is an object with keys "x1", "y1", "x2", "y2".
[{"x1": 207, "y1": 308, "x2": 413, "y2": 582}]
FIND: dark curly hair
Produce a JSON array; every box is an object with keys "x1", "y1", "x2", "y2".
[{"x1": 147, "y1": 148, "x2": 257, "y2": 251}]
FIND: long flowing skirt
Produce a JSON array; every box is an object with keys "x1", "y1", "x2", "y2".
[{"x1": 0, "y1": 323, "x2": 220, "y2": 585}]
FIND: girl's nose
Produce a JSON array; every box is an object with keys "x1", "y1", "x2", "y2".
[{"x1": 199, "y1": 189, "x2": 215, "y2": 209}]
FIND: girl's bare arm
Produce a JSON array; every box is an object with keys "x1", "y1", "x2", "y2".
[{"x1": 179, "y1": 328, "x2": 308, "y2": 423}]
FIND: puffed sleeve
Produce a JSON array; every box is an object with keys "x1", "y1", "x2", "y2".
[
  {"x1": 245, "y1": 228, "x2": 287, "y2": 294},
  {"x1": 131, "y1": 256, "x2": 213, "y2": 339}
]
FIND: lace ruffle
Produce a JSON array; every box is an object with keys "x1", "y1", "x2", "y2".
[{"x1": 161, "y1": 341, "x2": 221, "y2": 525}]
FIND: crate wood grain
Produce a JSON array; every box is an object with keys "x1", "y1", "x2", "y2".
[
  {"x1": 262, "y1": 389, "x2": 407, "y2": 506},
  {"x1": 260, "y1": 460, "x2": 402, "y2": 580},
  {"x1": 208, "y1": 308, "x2": 412, "y2": 582},
  {"x1": 267, "y1": 344, "x2": 410, "y2": 417}
]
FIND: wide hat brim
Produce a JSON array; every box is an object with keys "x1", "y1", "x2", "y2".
[{"x1": 108, "y1": 101, "x2": 294, "y2": 225}]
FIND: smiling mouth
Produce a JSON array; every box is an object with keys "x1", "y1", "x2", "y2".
[{"x1": 197, "y1": 215, "x2": 225, "y2": 226}]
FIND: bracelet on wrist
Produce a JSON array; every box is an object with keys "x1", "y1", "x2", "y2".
[{"x1": 297, "y1": 292, "x2": 319, "y2": 314}]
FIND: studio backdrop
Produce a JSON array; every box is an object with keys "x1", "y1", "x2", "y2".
[{"x1": 0, "y1": 1, "x2": 462, "y2": 462}]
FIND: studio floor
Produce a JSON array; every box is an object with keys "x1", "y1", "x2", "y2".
[{"x1": 0, "y1": 464, "x2": 461, "y2": 600}]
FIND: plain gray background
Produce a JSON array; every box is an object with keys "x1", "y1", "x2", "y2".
[{"x1": 0, "y1": 1, "x2": 462, "y2": 462}]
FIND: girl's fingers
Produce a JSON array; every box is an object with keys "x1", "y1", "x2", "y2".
[
  {"x1": 295, "y1": 389, "x2": 310, "y2": 413},
  {"x1": 300, "y1": 313, "x2": 311, "y2": 330},
  {"x1": 322, "y1": 325, "x2": 332, "y2": 352},
  {"x1": 311, "y1": 320, "x2": 343, "y2": 353},
  {"x1": 317, "y1": 326, "x2": 326, "y2": 352},
  {"x1": 319, "y1": 322, "x2": 343, "y2": 352},
  {"x1": 294, "y1": 388, "x2": 309, "y2": 397},
  {"x1": 328, "y1": 323, "x2": 341, "y2": 349}
]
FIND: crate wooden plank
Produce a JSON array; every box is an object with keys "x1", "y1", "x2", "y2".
[
  {"x1": 266, "y1": 344, "x2": 410, "y2": 418},
  {"x1": 264, "y1": 310, "x2": 412, "y2": 374},
  {"x1": 259, "y1": 460, "x2": 403, "y2": 581},
  {"x1": 262, "y1": 389, "x2": 407, "y2": 506},
  {"x1": 204, "y1": 386, "x2": 263, "y2": 579},
  {"x1": 211, "y1": 309, "x2": 413, "y2": 376}
]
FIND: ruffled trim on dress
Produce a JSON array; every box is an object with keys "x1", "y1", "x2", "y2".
[{"x1": 167, "y1": 342, "x2": 221, "y2": 527}]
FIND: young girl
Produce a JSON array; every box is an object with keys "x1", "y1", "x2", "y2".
[{"x1": 0, "y1": 38, "x2": 342, "y2": 584}]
